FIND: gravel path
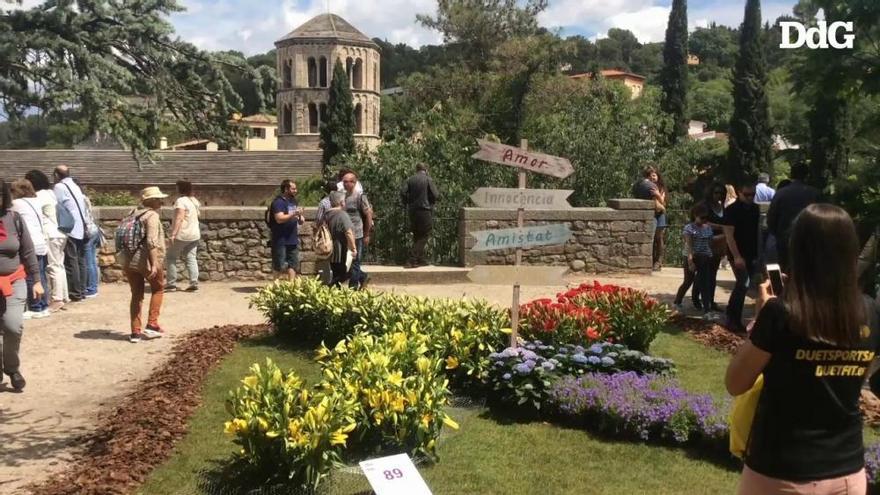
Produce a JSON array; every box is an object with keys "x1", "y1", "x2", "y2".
[{"x1": 0, "y1": 268, "x2": 738, "y2": 494}]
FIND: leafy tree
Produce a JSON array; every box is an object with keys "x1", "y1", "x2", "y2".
[
  {"x1": 726, "y1": 0, "x2": 773, "y2": 184},
  {"x1": 659, "y1": 0, "x2": 689, "y2": 142},
  {"x1": 0, "y1": 0, "x2": 272, "y2": 157},
  {"x1": 688, "y1": 77, "x2": 733, "y2": 132},
  {"x1": 416, "y1": 0, "x2": 548, "y2": 69},
  {"x1": 320, "y1": 60, "x2": 355, "y2": 172},
  {"x1": 689, "y1": 23, "x2": 738, "y2": 68}
]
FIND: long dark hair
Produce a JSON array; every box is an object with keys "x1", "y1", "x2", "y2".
[
  {"x1": 785, "y1": 204, "x2": 865, "y2": 346},
  {"x1": 25, "y1": 170, "x2": 52, "y2": 191},
  {"x1": 0, "y1": 179, "x2": 10, "y2": 216}
]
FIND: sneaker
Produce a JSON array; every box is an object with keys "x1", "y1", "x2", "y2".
[
  {"x1": 84, "y1": 293, "x2": 97, "y2": 299},
  {"x1": 146, "y1": 324, "x2": 164, "y2": 333},
  {"x1": 9, "y1": 371, "x2": 26, "y2": 391},
  {"x1": 32, "y1": 309, "x2": 51, "y2": 319},
  {"x1": 165, "y1": 284, "x2": 179, "y2": 292},
  {"x1": 185, "y1": 285, "x2": 199, "y2": 292},
  {"x1": 22, "y1": 311, "x2": 36, "y2": 320},
  {"x1": 129, "y1": 333, "x2": 142, "y2": 343},
  {"x1": 142, "y1": 329, "x2": 163, "y2": 340}
]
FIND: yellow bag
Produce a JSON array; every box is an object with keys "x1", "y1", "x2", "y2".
[{"x1": 729, "y1": 374, "x2": 764, "y2": 459}]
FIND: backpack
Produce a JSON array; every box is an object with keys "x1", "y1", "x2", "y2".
[
  {"x1": 265, "y1": 196, "x2": 284, "y2": 228},
  {"x1": 314, "y1": 223, "x2": 332, "y2": 259},
  {"x1": 115, "y1": 210, "x2": 150, "y2": 255}
]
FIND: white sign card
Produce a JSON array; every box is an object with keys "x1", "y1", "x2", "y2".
[{"x1": 359, "y1": 453, "x2": 433, "y2": 495}]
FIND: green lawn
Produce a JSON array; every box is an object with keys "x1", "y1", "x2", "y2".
[{"x1": 139, "y1": 330, "x2": 742, "y2": 495}]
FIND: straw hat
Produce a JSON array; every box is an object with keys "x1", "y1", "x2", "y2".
[{"x1": 140, "y1": 186, "x2": 168, "y2": 201}]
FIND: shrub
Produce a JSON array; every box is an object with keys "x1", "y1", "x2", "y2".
[
  {"x1": 487, "y1": 340, "x2": 675, "y2": 412},
  {"x1": 867, "y1": 443, "x2": 880, "y2": 487},
  {"x1": 548, "y1": 372, "x2": 727, "y2": 444},
  {"x1": 519, "y1": 298, "x2": 611, "y2": 346},
  {"x1": 251, "y1": 279, "x2": 509, "y2": 390},
  {"x1": 558, "y1": 282, "x2": 670, "y2": 351},
  {"x1": 224, "y1": 359, "x2": 359, "y2": 490}
]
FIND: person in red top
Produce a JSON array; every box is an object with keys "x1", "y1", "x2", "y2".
[
  {"x1": 0, "y1": 179, "x2": 43, "y2": 391},
  {"x1": 726, "y1": 204, "x2": 877, "y2": 494}
]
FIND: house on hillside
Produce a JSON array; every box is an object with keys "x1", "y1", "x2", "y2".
[
  {"x1": 230, "y1": 113, "x2": 278, "y2": 151},
  {"x1": 687, "y1": 54, "x2": 700, "y2": 65},
  {"x1": 687, "y1": 120, "x2": 717, "y2": 141},
  {"x1": 569, "y1": 70, "x2": 646, "y2": 99}
]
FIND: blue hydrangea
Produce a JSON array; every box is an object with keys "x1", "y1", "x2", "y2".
[
  {"x1": 606, "y1": 352, "x2": 619, "y2": 359},
  {"x1": 589, "y1": 344, "x2": 604, "y2": 354},
  {"x1": 571, "y1": 354, "x2": 589, "y2": 365},
  {"x1": 494, "y1": 361, "x2": 505, "y2": 367},
  {"x1": 587, "y1": 356, "x2": 601, "y2": 365},
  {"x1": 533, "y1": 340, "x2": 544, "y2": 346},
  {"x1": 541, "y1": 361, "x2": 556, "y2": 371},
  {"x1": 515, "y1": 363, "x2": 533, "y2": 375},
  {"x1": 521, "y1": 350, "x2": 539, "y2": 361},
  {"x1": 601, "y1": 357, "x2": 615, "y2": 366}
]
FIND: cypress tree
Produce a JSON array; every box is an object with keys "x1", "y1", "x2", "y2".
[
  {"x1": 321, "y1": 60, "x2": 356, "y2": 172},
  {"x1": 727, "y1": 0, "x2": 773, "y2": 184},
  {"x1": 659, "y1": 0, "x2": 689, "y2": 143}
]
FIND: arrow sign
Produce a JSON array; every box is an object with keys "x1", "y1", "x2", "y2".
[
  {"x1": 470, "y1": 187, "x2": 573, "y2": 210},
  {"x1": 468, "y1": 265, "x2": 567, "y2": 286},
  {"x1": 471, "y1": 139, "x2": 575, "y2": 179},
  {"x1": 470, "y1": 223, "x2": 572, "y2": 252}
]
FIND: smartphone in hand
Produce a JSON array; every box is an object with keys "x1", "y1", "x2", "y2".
[{"x1": 766, "y1": 263, "x2": 784, "y2": 296}]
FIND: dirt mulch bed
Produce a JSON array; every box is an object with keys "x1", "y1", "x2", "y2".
[
  {"x1": 669, "y1": 314, "x2": 746, "y2": 355},
  {"x1": 30, "y1": 324, "x2": 270, "y2": 495},
  {"x1": 669, "y1": 314, "x2": 880, "y2": 426}
]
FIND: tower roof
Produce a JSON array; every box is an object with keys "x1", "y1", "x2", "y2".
[{"x1": 276, "y1": 13, "x2": 377, "y2": 48}]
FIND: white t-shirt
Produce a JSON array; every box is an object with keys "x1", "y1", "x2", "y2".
[
  {"x1": 12, "y1": 197, "x2": 49, "y2": 256},
  {"x1": 36, "y1": 189, "x2": 65, "y2": 239},
  {"x1": 174, "y1": 196, "x2": 201, "y2": 242}
]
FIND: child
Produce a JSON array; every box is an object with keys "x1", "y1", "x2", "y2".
[
  {"x1": 677, "y1": 203, "x2": 721, "y2": 321},
  {"x1": 673, "y1": 208, "x2": 702, "y2": 312}
]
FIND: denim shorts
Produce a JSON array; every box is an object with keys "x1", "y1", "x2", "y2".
[{"x1": 271, "y1": 244, "x2": 300, "y2": 272}]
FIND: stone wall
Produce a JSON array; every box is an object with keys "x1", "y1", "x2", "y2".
[
  {"x1": 94, "y1": 207, "x2": 320, "y2": 283},
  {"x1": 459, "y1": 199, "x2": 655, "y2": 273}
]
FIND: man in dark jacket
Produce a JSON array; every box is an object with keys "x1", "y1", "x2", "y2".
[
  {"x1": 400, "y1": 163, "x2": 439, "y2": 268},
  {"x1": 767, "y1": 162, "x2": 821, "y2": 273}
]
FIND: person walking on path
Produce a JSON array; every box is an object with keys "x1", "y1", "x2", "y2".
[
  {"x1": 673, "y1": 206, "x2": 703, "y2": 312},
  {"x1": 268, "y1": 179, "x2": 304, "y2": 281},
  {"x1": 10, "y1": 180, "x2": 50, "y2": 319},
  {"x1": 25, "y1": 170, "x2": 66, "y2": 311},
  {"x1": 726, "y1": 204, "x2": 877, "y2": 495},
  {"x1": 0, "y1": 179, "x2": 43, "y2": 391},
  {"x1": 755, "y1": 173, "x2": 775, "y2": 203},
  {"x1": 703, "y1": 182, "x2": 728, "y2": 311},
  {"x1": 53, "y1": 165, "x2": 92, "y2": 302},
  {"x1": 679, "y1": 203, "x2": 722, "y2": 321},
  {"x1": 119, "y1": 187, "x2": 168, "y2": 343},
  {"x1": 342, "y1": 171, "x2": 373, "y2": 290},
  {"x1": 324, "y1": 191, "x2": 357, "y2": 287},
  {"x1": 632, "y1": 165, "x2": 667, "y2": 271},
  {"x1": 400, "y1": 163, "x2": 439, "y2": 268},
  {"x1": 721, "y1": 182, "x2": 760, "y2": 333},
  {"x1": 165, "y1": 180, "x2": 201, "y2": 292},
  {"x1": 314, "y1": 180, "x2": 338, "y2": 285},
  {"x1": 767, "y1": 162, "x2": 821, "y2": 273},
  {"x1": 73, "y1": 179, "x2": 101, "y2": 299}
]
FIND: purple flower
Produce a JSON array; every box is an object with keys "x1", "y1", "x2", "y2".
[
  {"x1": 587, "y1": 356, "x2": 601, "y2": 365},
  {"x1": 589, "y1": 344, "x2": 604, "y2": 354},
  {"x1": 514, "y1": 363, "x2": 533, "y2": 375},
  {"x1": 571, "y1": 354, "x2": 589, "y2": 365}
]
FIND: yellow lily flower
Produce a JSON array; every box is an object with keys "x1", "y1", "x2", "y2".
[
  {"x1": 242, "y1": 375, "x2": 258, "y2": 388},
  {"x1": 445, "y1": 356, "x2": 460, "y2": 370},
  {"x1": 442, "y1": 414, "x2": 460, "y2": 430},
  {"x1": 330, "y1": 429, "x2": 348, "y2": 446}
]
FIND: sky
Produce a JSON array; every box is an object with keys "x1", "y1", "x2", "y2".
[{"x1": 170, "y1": 0, "x2": 799, "y2": 56}]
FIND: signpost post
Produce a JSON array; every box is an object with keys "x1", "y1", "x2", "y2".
[{"x1": 469, "y1": 139, "x2": 574, "y2": 347}]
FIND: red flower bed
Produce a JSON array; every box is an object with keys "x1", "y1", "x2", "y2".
[{"x1": 519, "y1": 298, "x2": 611, "y2": 345}]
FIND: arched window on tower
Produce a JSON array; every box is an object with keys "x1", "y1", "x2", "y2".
[
  {"x1": 354, "y1": 103, "x2": 363, "y2": 134},
  {"x1": 282, "y1": 104, "x2": 292, "y2": 134},
  {"x1": 373, "y1": 62, "x2": 379, "y2": 90},
  {"x1": 319, "y1": 57, "x2": 328, "y2": 87},
  {"x1": 308, "y1": 57, "x2": 317, "y2": 88},
  {"x1": 308, "y1": 103, "x2": 318, "y2": 134},
  {"x1": 282, "y1": 60, "x2": 292, "y2": 89},
  {"x1": 353, "y1": 58, "x2": 363, "y2": 90},
  {"x1": 319, "y1": 103, "x2": 328, "y2": 129},
  {"x1": 346, "y1": 57, "x2": 354, "y2": 88},
  {"x1": 373, "y1": 107, "x2": 378, "y2": 135}
]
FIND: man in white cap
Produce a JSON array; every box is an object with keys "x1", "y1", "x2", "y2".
[
  {"x1": 755, "y1": 172, "x2": 775, "y2": 203},
  {"x1": 119, "y1": 186, "x2": 168, "y2": 343}
]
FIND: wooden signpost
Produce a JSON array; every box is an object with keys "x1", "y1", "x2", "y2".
[
  {"x1": 470, "y1": 187, "x2": 573, "y2": 210},
  {"x1": 469, "y1": 139, "x2": 575, "y2": 347}
]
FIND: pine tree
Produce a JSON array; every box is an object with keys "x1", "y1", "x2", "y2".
[
  {"x1": 0, "y1": 1, "x2": 271, "y2": 159},
  {"x1": 659, "y1": 0, "x2": 688, "y2": 143},
  {"x1": 320, "y1": 60, "x2": 356, "y2": 172},
  {"x1": 727, "y1": 0, "x2": 773, "y2": 184}
]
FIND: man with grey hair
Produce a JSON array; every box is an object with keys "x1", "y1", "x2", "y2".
[
  {"x1": 755, "y1": 172, "x2": 775, "y2": 203},
  {"x1": 323, "y1": 190, "x2": 357, "y2": 287}
]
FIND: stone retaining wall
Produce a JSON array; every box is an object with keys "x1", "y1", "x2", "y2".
[
  {"x1": 95, "y1": 207, "x2": 319, "y2": 283},
  {"x1": 459, "y1": 199, "x2": 655, "y2": 273}
]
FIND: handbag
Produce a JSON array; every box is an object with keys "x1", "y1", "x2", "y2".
[{"x1": 729, "y1": 374, "x2": 764, "y2": 459}]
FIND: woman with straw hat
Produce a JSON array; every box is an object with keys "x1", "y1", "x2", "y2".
[{"x1": 119, "y1": 186, "x2": 168, "y2": 343}]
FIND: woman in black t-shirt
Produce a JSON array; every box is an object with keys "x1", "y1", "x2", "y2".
[{"x1": 726, "y1": 204, "x2": 878, "y2": 494}]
